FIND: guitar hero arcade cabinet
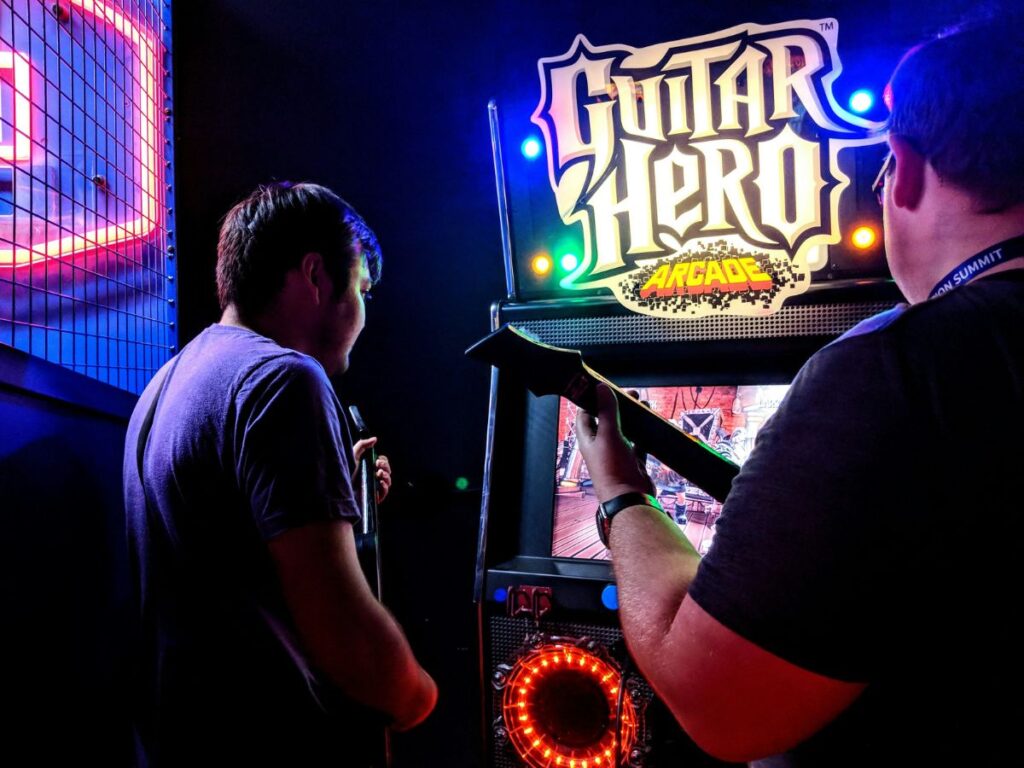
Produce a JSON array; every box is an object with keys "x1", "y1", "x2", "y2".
[{"x1": 471, "y1": 16, "x2": 903, "y2": 768}]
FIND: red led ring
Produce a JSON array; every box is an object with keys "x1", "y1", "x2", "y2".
[{"x1": 501, "y1": 643, "x2": 637, "y2": 768}]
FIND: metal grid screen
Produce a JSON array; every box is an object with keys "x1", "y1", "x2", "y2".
[{"x1": 0, "y1": 0, "x2": 174, "y2": 394}]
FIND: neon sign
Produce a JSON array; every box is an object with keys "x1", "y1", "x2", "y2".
[
  {"x1": 0, "y1": 0, "x2": 162, "y2": 267},
  {"x1": 532, "y1": 19, "x2": 882, "y2": 317}
]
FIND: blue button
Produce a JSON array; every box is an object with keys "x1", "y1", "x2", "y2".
[
  {"x1": 600, "y1": 584, "x2": 619, "y2": 611},
  {"x1": 493, "y1": 587, "x2": 508, "y2": 603}
]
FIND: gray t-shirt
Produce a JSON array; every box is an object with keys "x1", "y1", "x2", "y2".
[
  {"x1": 690, "y1": 271, "x2": 1024, "y2": 766},
  {"x1": 124, "y1": 324, "x2": 368, "y2": 765}
]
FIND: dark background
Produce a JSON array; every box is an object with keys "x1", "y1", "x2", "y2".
[
  {"x1": 0, "y1": 1, "x2": 989, "y2": 765},
  {"x1": 170, "y1": 3, "x2": 980, "y2": 763}
]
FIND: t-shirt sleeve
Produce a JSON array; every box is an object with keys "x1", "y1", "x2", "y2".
[
  {"x1": 688, "y1": 334, "x2": 908, "y2": 682},
  {"x1": 234, "y1": 354, "x2": 360, "y2": 540}
]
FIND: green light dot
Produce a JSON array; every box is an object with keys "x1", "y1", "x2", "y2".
[{"x1": 455, "y1": 476, "x2": 470, "y2": 491}]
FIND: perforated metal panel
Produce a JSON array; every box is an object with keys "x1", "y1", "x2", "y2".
[{"x1": 515, "y1": 301, "x2": 894, "y2": 347}]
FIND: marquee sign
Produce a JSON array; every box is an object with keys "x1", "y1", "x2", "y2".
[{"x1": 532, "y1": 19, "x2": 882, "y2": 317}]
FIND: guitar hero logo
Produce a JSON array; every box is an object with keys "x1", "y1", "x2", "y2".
[{"x1": 532, "y1": 19, "x2": 881, "y2": 317}]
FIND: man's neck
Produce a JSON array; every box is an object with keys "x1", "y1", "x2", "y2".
[
  {"x1": 219, "y1": 304, "x2": 312, "y2": 357},
  {"x1": 900, "y1": 197, "x2": 1024, "y2": 303}
]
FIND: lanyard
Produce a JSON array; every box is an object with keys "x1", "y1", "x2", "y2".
[{"x1": 929, "y1": 235, "x2": 1024, "y2": 299}]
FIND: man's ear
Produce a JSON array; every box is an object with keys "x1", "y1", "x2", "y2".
[
  {"x1": 299, "y1": 252, "x2": 326, "y2": 304},
  {"x1": 889, "y1": 135, "x2": 926, "y2": 211}
]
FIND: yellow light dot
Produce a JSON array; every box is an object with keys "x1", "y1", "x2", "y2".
[
  {"x1": 525, "y1": 727, "x2": 533, "y2": 734},
  {"x1": 605, "y1": 750, "x2": 612, "y2": 758},
  {"x1": 524, "y1": 677, "x2": 532, "y2": 684},
  {"x1": 519, "y1": 702, "x2": 525, "y2": 708},
  {"x1": 531, "y1": 253, "x2": 552, "y2": 275},
  {"x1": 554, "y1": 656, "x2": 561, "y2": 664},
  {"x1": 851, "y1": 225, "x2": 877, "y2": 250},
  {"x1": 519, "y1": 688, "x2": 527, "y2": 694},
  {"x1": 579, "y1": 658, "x2": 586, "y2": 666},
  {"x1": 542, "y1": 660, "x2": 549, "y2": 667},
  {"x1": 610, "y1": 687, "x2": 618, "y2": 694},
  {"x1": 556, "y1": 758, "x2": 563, "y2": 765},
  {"x1": 591, "y1": 664, "x2": 598, "y2": 672},
  {"x1": 519, "y1": 715, "x2": 527, "y2": 721},
  {"x1": 531, "y1": 668, "x2": 538, "y2": 674},
  {"x1": 602, "y1": 674, "x2": 611, "y2": 682},
  {"x1": 533, "y1": 738, "x2": 541, "y2": 748},
  {"x1": 544, "y1": 749, "x2": 552, "y2": 758},
  {"x1": 570, "y1": 760, "x2": 576, "y2": 768}
]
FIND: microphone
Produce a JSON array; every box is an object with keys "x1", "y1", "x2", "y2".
[{"x1": 348, "y1": 405, "x2": 377, "y2": 536}]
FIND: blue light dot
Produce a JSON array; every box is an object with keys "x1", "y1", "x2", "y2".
[
  {"x1": 521, "y1": 137, "x2": 542, "y2": 159},
  {"x1": 560, "y1": 253, "x2": 579, "y2": 271},
  {"x1": 849, "y1": 89, "x2": 874, "y2": 114},
  {"x1": 493, "y1": 587, "x2": 508, "y2": 603},
  {"x1": 601, "y1": 584, "x2": 619, "y2": 611}
]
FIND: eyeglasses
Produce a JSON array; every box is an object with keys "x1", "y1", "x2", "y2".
[{"x1": 871, "y1": 149, "x2": 894, "y2": 207}]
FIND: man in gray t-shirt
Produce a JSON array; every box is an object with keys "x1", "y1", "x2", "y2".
[{"x1": 125, "y1": 182, "x2": 436, "y2": 766}]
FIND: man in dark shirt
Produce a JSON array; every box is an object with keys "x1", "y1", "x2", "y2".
[
  {"x1": 124, "y1": 182, "x2": 436, "y2": 765},
  {"x1": 575, "y1": 15, "x2": 1024, "y2": 767}
]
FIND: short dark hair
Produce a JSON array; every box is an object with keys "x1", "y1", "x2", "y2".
[
  {"x1": 216, "y1": 182, "x2": 382, "y2": 315},
  {"x1": 886, "y1": 13, "x2": 1024, "y2": 212}
]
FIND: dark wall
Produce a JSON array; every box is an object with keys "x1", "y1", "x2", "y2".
[
  {"x1": 169, "y1": 1, "x2": 988, "y2": 765},
  {"x1": 0, "y1": 346, "x2": 136, "y2": 764}
]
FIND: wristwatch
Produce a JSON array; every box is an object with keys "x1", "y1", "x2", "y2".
[{"x1": 596, "y1": 492, "x2": 663, "y2": 547}]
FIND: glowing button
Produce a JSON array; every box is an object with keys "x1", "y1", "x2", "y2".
[
  {"x1": 521, "y1": 137, "x2": 543, "y2": 159},
  {"x1": 532, "y1": 254, "x2": 552, "y2": 275},
  {"x1": 849, "y1": 89, "x2": 874, "y2": 114},
  {"x1": 560, "y1": 253, "x2": 579, "y2": 271},
  {"x1": 600, "y1": 584, "x2": 619, "y2": 610},
  {"x1": 851, "y1": 226, "x2": 877, "y2": 250}
]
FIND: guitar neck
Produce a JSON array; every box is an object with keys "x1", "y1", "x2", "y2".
[{"x1": 466, "y1": 325, "x2": 740, "y2": 503}]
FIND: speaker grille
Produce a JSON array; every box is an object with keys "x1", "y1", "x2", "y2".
[
  {"x1": 515, "y1": 302, "x2": 893, "y2": 346},
  {"x1": 486, "y1": 615, "x2": 653, "y2": 768}
]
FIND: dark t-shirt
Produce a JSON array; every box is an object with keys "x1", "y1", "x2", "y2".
[
  {"x1": 124, "y1": 325, "x2": 370, "y2": 766},
  {"x1": 689, "y1": 271, "x2": 1024, "y2": 766}
]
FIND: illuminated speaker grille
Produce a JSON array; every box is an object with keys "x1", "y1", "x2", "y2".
[
  {"x1": 515, "y1": 301, "x2": 894, "y2": 346},
  {"x1": 486, "y1": 615, "x2": 653, "y2": 768}
]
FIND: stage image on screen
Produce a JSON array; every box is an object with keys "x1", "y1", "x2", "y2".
[{"x1": 552, "y1": 385, "x2": 790, "y2": 560}]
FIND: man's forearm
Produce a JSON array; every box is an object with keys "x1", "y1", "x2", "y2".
[{"x1": 609, "y1": 503, "x2": 701, "y2": 666}]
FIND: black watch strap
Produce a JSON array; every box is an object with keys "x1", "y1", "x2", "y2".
[{"x1": 596, "y1": 492, "x2": 662, "y2": 547}]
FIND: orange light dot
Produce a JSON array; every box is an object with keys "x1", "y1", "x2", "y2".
[
  {"x1": 851, "y1": 226, "x2": 877, "y2": 250},
  {"x1": 519, "y1": 688, "x2": 527, "y2": 694},
  {"x1": 524, "y1": 677, "x2": 532, "y2": 684},
  {"x1": 610, "y1": 687, "x2": 618, "y2": 694},
  {"x1": 544, "y1": 749, "x2": 552, "y2": 758},
  {"x1": 525, "y1": 727, "x2": 533, "y2": 735},
  {"x1": 520, "y1": 715, "x2": 527, "y2": 721},
  {"x1": 533, "y1": 738, "x2": 541, "y2": 748},
  {"x1": 531, "y1": 253, "x2": 553, "y2": 275},
  {"x1": 579, "y1": 658, "x2": 586, "y2": 666},
  {"x1": 542, "y1": 660, "x2": 549, "y2": 667}
]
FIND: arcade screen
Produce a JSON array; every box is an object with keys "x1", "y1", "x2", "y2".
[{"x1": 552, "y1": 384, "x2": 790, "y2": 560}]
